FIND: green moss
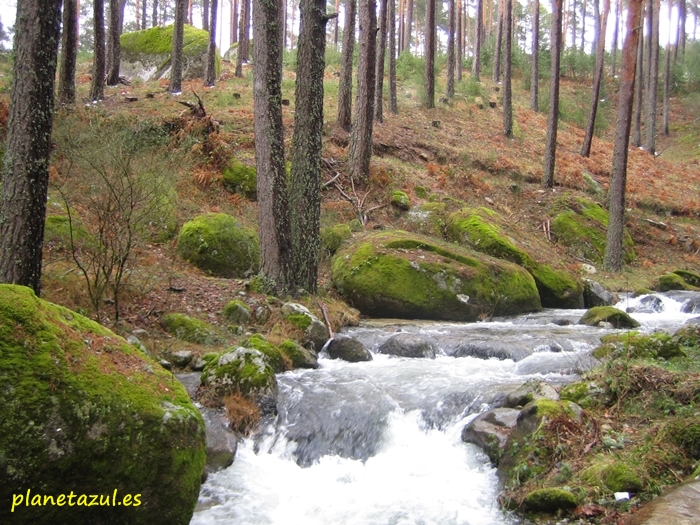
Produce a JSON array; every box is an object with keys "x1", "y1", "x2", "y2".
[
  {"x1": 222, "y1": 299, "x2": 251, "y2": 325},
  {"x1": 391, "y1": 190, "x2": 411, "y2": 210},
  {"x1": 523, "y1": 488, "x2": 578, "y2": 512},
  {"x1": 0, "y1": 285, "x2": 205, "y2": 525},
  {"x1": 222, "y1": 160, "x2": 257, "y2": 199},
  {"x1": 279, "y1": 339, "x2": 318, "y2": 369},
  {"x1": 241, "y1": 334, "x2": 286, "y2": 373},
  {"x1": 658, "y1": 272, "x2": 700, "y2": 292},
  {"x1": 418, "y1": 202, "x2": 447, "y2": 213},
  {"x1": 331, "y1": 230, "x2": 541, "y2": 321},
  {"x1": 321, "y1": 224, "x2": 353, "y2": 255},
  {"x1": 349, "y1": 219, "x2": 363, "y2": 232},
  {"x1": 161, "y1": 313, "x2": 226, "y2": 345},
  {"x1": 414, "y1": 185, "x2": 428, "y2": 199},
  {"x1": 177, "y1": 213, "x2": 260, "y2": 278},
  {"x1": 44, "y1": 215, "x2": 92, "y2": 248},
  {"x1": 201, "y1": 346, "x2": 277, "y2": 403},
  {"x1": 583, "y1": 461, "x2": 644, "y2": 492},
  {"x1": 674, "y1": 270, "x2": 700, "y2": 287},
  {"x1": 579, "y1": 306, "x2": 641, "y2": 328},
  {"x1": 286, "y1": 313, "x2": 312, "y2": 331},
  {"x1": 661, "y1": 418, "x2": 700, "y2": 459}
]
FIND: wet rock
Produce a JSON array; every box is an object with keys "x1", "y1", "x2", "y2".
[
  {"x1": 584, "y1": 279, "x2": 619, "y2": 308},
  {"x1": 326, "y1": 335, "x2": 373, "y2": 362},
  {"x1": 200, "y1": 407, "x2": 239, "y2": 474},
  {"x1": 627, "y1": 295, "x2": 665, "y2": 314},
  {"x1": 625, "y1": 479, "x2": 700, "y2": 525},
  {"x1": 176, "y1": 372, "x2": 202, "y2": 399},
  {"x1": 578, "y1": 306, "x2": 640, "y2": 329},
  {"x1": 159, "y1": 359, "x2": 172, "y2": 370},
  {"x1": 452, "y1": 341, "x2": 532, "y2": 361},
  {"x1": 282, "y1": 302, "x2": 330, "y2": 352},
  {"x1": 681, "y1": 296, "x2": 700, "y2": 314},
  {"x1": 504, "y1": 380, "x2": 559, "y2": 408},
  {"x1": 170, "y1": 349, "x2": 194, "y2": 368},
  {"x1": 377, "y1": 333, "x2": 437, "y2": 358},
  {"x1": 279, "y1": 340, "x2": 319, "y2": 369},
  {"x1": 461, "y1": 408, "x2": 520, "y2": 464}
]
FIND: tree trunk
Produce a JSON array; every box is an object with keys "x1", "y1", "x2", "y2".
[
  {"x1": 231, "y1": 0, "x2": 238, "y2": 44},
  {"x1": 530, "y1": 0, "x2": 539, "y2": 110},
  {"x1": 503, "y1": 0, "x2": 513, "y2": 136},
  {"x1": 106, "y1": 0, "x2": 122, "y2": 85},
  {"x1": 59, "y1": 0, "x2": 79, "y2": 105},
  {"x1": 0, "y1": 0, "x2": 63, "y2": 295},
  {"x1": 632, "y1": 28, "x2": 643, "y2": 146},
  {"x1": 152, "y1": 0, "x2": 158, "y2": 26},
  {"x1": 542, "y1": 0, "x2": 563, "y2": 188},
  {"x1": 374, "y1": 0, "x2": 388, "y2": 122},
  {"x1": 662, "y1": 0, "x2": 672, "y2": 136},
  {"x1": 571, "y1": 0, "x2": 577, "y2": 50},
  {"x1": 290, "y1": 0, "x2": 332, "y2": 294},
  {"x1": 605, "y1": 0, "x2": 643, "y2": 272},
  {"x1": 675, "y1": 0, "x2": 686, "y2": 60},
  {"x1": 337, "y1": 0, "x2": 356, "y2": 131},
  {"x1": 170, "y1": 0, "x2": 186, "y2": 93},
  {"x1": 389, "y1": 0, "x2": 398, "y2": 114},
  {"x1": 472, "y1": 0, "x2": 482, "y2": 80},
  {"x1": 493, "y1": 0, "x2": 503, "y2": 83},
  {"x1": 90, "y1": 0, "x2": 106, "y2": 100},
  {"x1": 334, "y1": 0, "x2": 340, "y2": 48},
  {"x1": 611, "y1": 0, "x2": 619, "y2": 77},
  {"x1": 203, "y1": 0, "x2": 210, "y2": 30},
  {"x1": 205, "y1": 0, "x2": 218, "y2": 86},
  {"x1": 581, "y1": 0, "x2": 587, "y2": 51},
  {"x1": 581, "y1": 0, "x2": 609, "y2": 156},
  {"x1": 456, "y1": 0, "x2": 463, "y2": 81},
  {"x1": 347, "y1": 0, "x2": 376, "y2": 184},
  {"x1": 446, "y1": 0, "x2": 456, "y2": 97},
  {"x1": 398, "y1": 0, "x2": 404, "y2": 53},
  {"x1": 643, "y1": 0, "x2": 660, "y2": 154},
  {"x1": 253, "y1": 0, "x2": 292, "y2": 293},
  {"x1": 236, "y1": 0, "x2": 250, "y2": 77},
  {"x1": 424, "y1": 0, "x2": 435, "y2": 108},
  {"x1": 404, "y1": 0, "x2": 413, "y2": 52}
]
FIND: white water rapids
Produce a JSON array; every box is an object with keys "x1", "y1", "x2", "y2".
[{"x1": 191, "y1": 292, "x2": 699, "y2": 525}]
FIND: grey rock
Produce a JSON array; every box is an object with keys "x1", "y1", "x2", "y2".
[
  {"x1": 306, "y1": 318, "x2": 330, "y2": 353},
  {"x1": 625, "y1": 479, "x2": 700, "y2": 525},
  {"x1": 326, "y1": 335, "x2": 373, "y2": 362},
  {"x1": 504, "y1": 380, "x2": 559, "y2": 408},
  {"x1": 584, "y1": 279, "x2": 620, "y2": 308},
  {"x1": 170, "y1": 350, "x2": 194, "y2": 368},
  {"x1": 681, "y1": 296, "x2": 700, "y2": 314},
  {"x1": 628, "y1": 295, "x2": 665, "y2": 314},
  {"x1": 159, "y1": 359, "x2": 172, "y2": 371},
  {"x1": 461, "y1": 408, "x2": 520, "y2": 464},
  {"x1": 200, "y1": 407, "x2": 239, "y2": 474},
  {"x1": 377, "y1": 333, "x2": 437, "y2": 358},
  {"x1": 175, "y1": 372, "x2": 202, "y2": 399}
]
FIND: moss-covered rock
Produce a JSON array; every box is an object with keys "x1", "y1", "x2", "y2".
[
  {"x1": 593, "y1": 331, "x2": 688, "y2": 361},
  {"x1": 161, "y1": 313, "x2": 226, "y2": 345},
  {"x1": 332, "y1": 230, "x2": 541, "y2": 321},
  {"x1": 222, "y1": 160, "x2": 257, "y2": 200},
  {"x1": 550, "y1": 196, "x2": 635, "y2": 264},
  {"x1": 43, "y1": 214, "x2": 92, "y2": 249},
  {"x1": 661, "y1": 418, "x2": 700, "y2": 460},
  {"x1": 177, "y1": 213, "x2": 260, "y2": 278},
  {"x1": 582, "y1": 461, "x2": 644, "y2": 493},
  {"x1": 578, "y1": 306, "x2": 641, "y2": 329},
  {"x1": 0, "y1": 285, "x2": 205, "y2": 525},
  {"x1": 241, "y1": 334, "x2": 286, "y2": 373},
  {"x1": 223, "y1": 299, "x2": 251, "y2": 325},
  {"x1": 391, "y1": 190, "x2": 411, "y2": 210},
  {"x1": 120, "y1": 24, "x2": 221, "y2": 82},
  {"x1": 414, "y1": 185, "x2": 429, "y2": 199},
  {"x1": 281, "y1": 302, "x2": 330, "y2": 352},
  {"x1": 522, "y1": 488, "x2": 578, "y2": 512},
  {"x1": 279, "y1": 339, "x2": 319, "y2": 369},
  {"x1": 201, "y1": 347, "x2": 278, "y2": 414},
  {"x1": 321, "y1": 224, "x2": 353, "y2": 255},
  {"x1": 673, "y1": 270, "x2": 700, "y2": 287},
  {"x1": 657, "y1": 272, "x2": 700, "y2": 292},
  {"x1": 446, "y1": 207, "x2": 583, "y2": 308}
]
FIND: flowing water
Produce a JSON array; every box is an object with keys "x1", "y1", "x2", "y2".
[{"x1": 191, "y1": 292, "x2": 699, "y2": 525}]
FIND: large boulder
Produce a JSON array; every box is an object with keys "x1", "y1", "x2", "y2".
[
  {"x1": 326, "y1": 335, "x2": 373, "y2": 362},
  {"x1": 446, "y1": 207, "x2": 583, "y2": 308},
  {"x1": 0, "y1": 285, "x2": 205, "y2": 525},
  {"x1": 583, "y1": 279, "x2": 619, "y2": 308},
  {"x1": 461, "y1": 408, "x2": 520, "y2": 464},
  {"x1": 377, "y1": 333, "x2": 437, "y2": 358},
  {"x1": 120, "y1": 24, "x2": 220, "y2": 82},
  {"x1": 331, "y1": 230, "x2": 542, "y2": 321},
  {"x1": 550, "y1": 195, "x2": 635, "y2": 264},
  {"x1": 177, "y1": 213, "x2": 260, "y2": 278},
  {"x1": 579, "y1": 306, "x2": 641, "y2": 329}
]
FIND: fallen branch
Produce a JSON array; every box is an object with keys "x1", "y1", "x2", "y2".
[{"x1": 317, "y1": 300, "x2": 334, "y2": 339}]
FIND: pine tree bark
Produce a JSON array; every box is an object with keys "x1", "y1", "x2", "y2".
[
  {"x1": 203, "y1": 0, "x2": 210, "y2": 30},
  {"x1": 456, "y1": 0, "x2": 463, "y2": 81},
  {"x1": 493, "y1": 0, "x2": 503, "y2": 83},
  {"x1": 632, "y1": 28, "x2": 643, "y2": 146},
  {"x1": 530, "y1": 0, "x2": 539, "y2": 111},
  {"x1": 472, "y1": 0, "x2": 483, "y2": 80},
  {"x1": 605, "y1": 0, "x2": 643, "y2": 272},
  {"x1": 503, "y1": 0, "x2": 513, "y2": 136},
  {"x1": 0, "y1": 0, "x2": 63, "y2": 295},
  {"x1": 152, "y1": 0, "x2": 158, "y2": 26},
  {"x1": 142, "y1": 0, "x2": 148, "y2": 29},
  {"x1": 389, "y1": 0, "x2": 398, "y2": 114},
  {"x1": 611, "y1": 0, "x2": 619, "y2": 77},
  {"x1": 170, "y1": 0, "x2": 186, "y2": 93},
  {"x1": 236, "y1": 0, "x2": 250, "y2": 77},
  {"x1": 231, "y1": 0, "x2": 238, "y2": 44},
  {"x1": 253, "y1": 0, "x2": 292, "y2": 292},
  {"x1": 337, "y1": 0, "x2": 357, "y2": 131},
  {"x1": 424, "y1": 0, "x2": 436, "y2": 108},
  {"x1": 662, "y1": 0, "x2": 672, "y2": 136},
  {"x1": 290, "y1": 0, "x2": 333, "y2": 293},
  {"x1": 106, "y1": 0, "x2": 122, "y2": 85},
  {"x1": 374, "y1": 0, "x2": 388, "y2": 122},
  {"x1": 404, "y1": 0, "x2": 413, "y2": 53},
  {"x1": 347, "y1": 0, "x2": 376, "y2": 184},
  {"x1": 205, "y1": 0, "x2": 218, "y2": 86},
  {"x1": 581, "y1": 0, "x2": 609, "y2": 157},
  {"x1": 59, "y1": 0, "x2": 79, "y2": 105},
  {"x1": 90, "y1": 0, "x2": 106, "y2": 100},
  {"x1": 643, "y1": 0, "x2": 660, "y2": 154},
  {"x1": 542, "y1": 0, "x2": 563, "y2": 188},
  {"x1": 446, "y1": 0, "x2": 456, "y2": 97}
]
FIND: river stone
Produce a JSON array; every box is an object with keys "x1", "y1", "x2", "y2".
[
  {"x1": 504, "y1": 380, "x2": 559, "y2": 408},
  {"x1": 282, "y1": 302, "x2": 330, "y2": 352},
  {"x1": 583, "y1": 279, "x2": 619, "y2": 307},
  {"x1": 279, "y1": 340, "x2": 319, "y2": 369},
  {"x1": 627, "y1": 295, "x2": 665, "y2": 314},
  {"x1": 377, "y1": 333, "x2": 437, "y2": 358},
  {"x1": 176, "y1": 372, "x2": 203, "y2": 399},
  {"x1": 522, "y1": 488, "x2": 578, "y2": 513},
  {"x1": 331, "y1": 230, "x2": 541, "y2": 321},
  {"x1": 625, "y1": 479, "x2": 700, "y2": 525},
  {"x1": 461, "y1": 408, "x2": 520, "y2": 464},
  {"x1": 0, "y1": 284, "x2": 206, "y2": 525},
  {"x1": 681, "y1": 296, "x2": 700, "y2": 314},
  {"x1": 223, "y1": 299, "x2": 252, "y2": 325},
  {"x1": 200, "y1": 407, "x2": 239, "y2": 474},
  {"x1": 578, "y1": 306, "x2": 641, "y2": 329},
  {"x1": 326, "y1": 335, "x2": 373, "y2": 362},
  {"x1": 170, "y1": 349, "x2": 194, "y2": 368}
]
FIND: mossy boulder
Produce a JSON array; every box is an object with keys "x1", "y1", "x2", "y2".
[
  {"x1": 241, "y1": 334, "x2": 286, "y2": 373},
  {"x1": 201, "y1": 347, "x2": 278, "y2": 414},
  {"x1": 657, "y1": 272, "x2": 700, "y2": 292},
  {"x1": 161, "y1": 313, "x2": 226, "y2": 345},
  {"x1": 321, "y1": 224, "x2": 353, "y2": 256},
  {"x1": 446, "y1": 207, "x2": 583, "y2": 308},
  {"x1": 578, "y1": 306, "x2": 641, "y2": 329},
  {"x1": 673, "y1": 270, "x2": 700, "y2": 287},
  {"x1": 550, "y1": 196, "x2": 635, "y2": 264},
  {"x1": 279, "y1": 339, "x2": 319, "y2": 369},
  {"x1": 177, "y1": 213, "x2": 260, "y2": 278},
  {"x1": 222, "y1": 160, "x2": 257, "y2": 200},
  {"x1": 522, "y1": 488, "x2": 578, "y2": 513},
  {"x1": 326, "y1": 335, "x2": 373, "y2": 362},
  {"x1": 223, "y1": 299, "x2": 251, "y2": 325},
  {"x1": 332, "y1": 230, "x2": 541, "y2": 321},
  {"x1": 43, "y1": 214, "x2": 92, "y2": 249},
  {"x1": 120, "y1": 24, "x2": 221, "y2": 82},
  {"x1": 391, "y1": 190, "x2": 411, "y2": 210},
  {"x1": 582, "y1": 461, "x2": 644, "y2": 493},
  {"x1": 0, "y1": 285, "x2": 206, "y2": 525},
  {"x1": 281, "y1": 302, "x2": 330, "y2": 352},
  {"x1": 461, "y1": 408, "x2": 520, "y2": 464}
]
